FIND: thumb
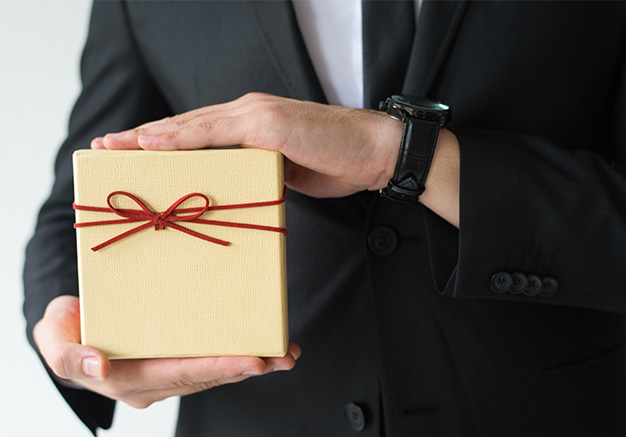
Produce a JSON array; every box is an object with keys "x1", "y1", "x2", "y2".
[{"x1": 34, "y1": 295, "x2": 111, "y2": 382}]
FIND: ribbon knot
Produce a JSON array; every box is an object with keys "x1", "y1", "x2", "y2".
[
  {"x1": 73, "y1": 189, "x2": 288, "y2": 252},
  {"x1": 106, "y1": 191, "x2": 210, "y2": 233},
  {"x1": 153, "y1": 215, "x2": 164, "y2": 230}
]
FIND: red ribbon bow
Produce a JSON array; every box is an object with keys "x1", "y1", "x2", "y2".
[{"x1": 74, "y1": 189, "x2": 287, "y2": 252}]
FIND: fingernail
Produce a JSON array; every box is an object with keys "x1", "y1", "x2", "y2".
[
  {"x1": 242, "y1": 370, "x2": 261, "y2": 376},
  {"x1": 91, "y1": 137, "x2": 103, "y2": 148},
  {"x1": 138, "y1": 135, "x2": 154, "y2": 142},
  {"x1": 272, "y1": 366, "x2": 290, "y2": 372},
  {"x1": 105, "y1": 133, "x2": 119, "y2": 139},
  {"x1": 82, "y1": 356, "x2": 100, "y2": 379}
]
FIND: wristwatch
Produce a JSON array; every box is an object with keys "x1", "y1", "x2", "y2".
[{"x1": 379, "y1": 95, "x2": 451, "y2": 203}]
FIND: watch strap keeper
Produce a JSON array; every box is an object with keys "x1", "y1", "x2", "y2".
[{"x1": 381, "y1": 117, "x2": 442, "y2": 203}]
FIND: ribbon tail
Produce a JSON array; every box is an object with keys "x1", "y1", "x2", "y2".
[
  {"x1": 75, "y1": 218, "x2": 146, "y2": 229},
  {"x1": 91, "y1": 222, "x2": 154, "y2": 252},
  {"x1": 166, "y1": 222, "x2": 231, "y2": 247}
]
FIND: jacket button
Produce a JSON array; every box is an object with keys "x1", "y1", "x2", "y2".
[
  {"x1": 524, "y1": 275, "x2": 542, "y2": 296},
  {"x1": 540, "y1": 277, "x2": 559, "y2": 297},
  {"x1": 491, "y1": 272, "x2": 512, "y2": 293},
  {"x1": 344, "y1": 402, "x2": 366, "y2": 431},
  {"x1": 510, "y1": 272, "x2": 528, "y2": 294},
  {"x1": 368, "y1": 226, "x2": 398, "y2": 256}
]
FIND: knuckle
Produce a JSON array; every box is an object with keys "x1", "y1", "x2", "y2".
[
  {"x1": 172, "y1": 372, "x2": 197, "y2": 388},
  {"x1": 260, "y1": 102, "x2": 284, "y2": 122},
  {"x1": 44, "y1": 295, "x2": 70, "y2": 317},
  {"x1": 47, "y1": 355, "x2": 67, "y2": 379},
  {"x1": 166, "y1": 129, "x2": 181, "y2": 140},
  {"x1": 241, "y1": 91, "x2": 272, "y2": 102},
  {"x1": 241, "y1": 92, "x2": 259, "y2": 101},
  {"x1": 195, "y1": 380, "x2": 220, "y2": 391},
  {"x1": 49, "y1": 344, "x2": 73, "y2": 379},
  {"x1": 191, "y1": 120, "x2": 214, "y2": 136},
  {"x1": 174, "y1": 118, "x2": 189, "y2": 129}
]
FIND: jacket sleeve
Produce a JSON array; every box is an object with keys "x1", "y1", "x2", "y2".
[
  {"x1": 426, "y1": 41, "x2": 626, "y2": 315},
  {"x1": 23, "y1": 1, "x2": 171, "y2": 433}
]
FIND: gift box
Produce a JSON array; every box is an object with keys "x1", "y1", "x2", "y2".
[{"x1": 72, "y1": 149, "x2": 288, "y2": 359}]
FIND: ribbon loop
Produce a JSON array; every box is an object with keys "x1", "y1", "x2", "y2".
[
  {"x1": 74, "y1": 189, "x2": 287, "y2": 251},
  {"x1": 107, "y1": 191, "x2": 153, "y2": 220}
]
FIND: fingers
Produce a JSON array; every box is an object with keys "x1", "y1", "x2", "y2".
[
  {"x1": 97, "y1": 106, "x2": 228, "y2": 150},
  {"x1": 93, "y1": 93, "x2": 284, "y2": 151},
  {"x1": 262, "y1": 341, "x2": 301, "y2": 371},
  {"x1": 91, "y1": 137, "x2": 105, "y2": 149},
  {"x1": 34, "y1": 296, "x2": 111, "y2": 382},
  {"x1": 35, "y1": 294, "x2": 302, "y2": 408},
  {"x1": 137, "y1": 114, "x2": 256, "y2": 151},
  {"x1": 107, "y1": 355, "x2": 266, "y2": 392},
  {"x1": 287, "y1": 341, "x2": 302, "y2": 360},
  {"x1": 84, "y1": 343, "x2": 301, "y2": 408},
  {"x1": 107, "y1": 341, "x2": 301, "y2": 392},
  {"x1": 93, "y1": 111, "x2": 243, "y2": 151}
]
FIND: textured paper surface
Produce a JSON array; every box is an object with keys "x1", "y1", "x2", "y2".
[{"x1": 73, "y1": 149, "x2": 288, "y2": 359}]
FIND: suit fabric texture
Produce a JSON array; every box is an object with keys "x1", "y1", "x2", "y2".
[{"x1": 23, "y1": 1, "x2": 626, "y2": 436}]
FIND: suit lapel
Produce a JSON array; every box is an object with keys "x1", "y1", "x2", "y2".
[
  {"x1": 251, "y1": 0, "x2": 467, "y2": 103},
  {"x1": 403, "y1": 0, "x2": 468, "y2": 97},
  {"x1": 250, "y1": 1, "x2": 327, "y2": 103}
]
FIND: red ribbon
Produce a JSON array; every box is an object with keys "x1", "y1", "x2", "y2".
[{"x1": 74, "y1": 188, "x2": 288, "y2": 252}]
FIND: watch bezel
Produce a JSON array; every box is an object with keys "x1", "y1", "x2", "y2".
[{"x1": 380, "y1": 95, "x2": 451, "y2": 125}]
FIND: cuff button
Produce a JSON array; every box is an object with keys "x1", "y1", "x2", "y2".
[
  {"x1": 524, "y1": 275, "x2": 542, "y2": 296},
  {"x1": 510, "y1": 272, "x2": 528, "y2": 295},
  {"x1": 540, "y1": 277, "x2": 559, "y2": 297},
  {"x1": 491, "y1": 272, "x2": 513, "y2": 293}
]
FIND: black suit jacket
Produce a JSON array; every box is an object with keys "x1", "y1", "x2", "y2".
[{"x1": 24, "y1": 1, "x2": 626, "y2": 436}]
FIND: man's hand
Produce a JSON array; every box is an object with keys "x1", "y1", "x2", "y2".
[
  {"x1": 93, "y1": 93, "x2": 460, "y2": 227},
  {"x1": 93, "y1": 93, "x2": 402, "y2": 199},
  {"x1": 34, "y1": 296, "x2": 300, "y2": 409}
]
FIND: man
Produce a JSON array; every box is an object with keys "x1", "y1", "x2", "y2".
[{"x1": 25, "y1": 1, "x2": 626, "y2": 436}]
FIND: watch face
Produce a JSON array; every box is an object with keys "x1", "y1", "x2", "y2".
[
  {"x1": 391, "y1": 95, "x2": 450, "y2": 112},
  {"x1": 390, "y1": 95, "x2": 451, "y2": 124}
]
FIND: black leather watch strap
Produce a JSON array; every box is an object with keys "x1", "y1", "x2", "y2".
[{"x1": 381, "y1": 117, "x2": 441, "y2": 203}]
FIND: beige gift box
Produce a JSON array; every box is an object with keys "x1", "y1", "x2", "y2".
[{"x1": 72, "y1": 149, "x2": 288, "y2": 359}]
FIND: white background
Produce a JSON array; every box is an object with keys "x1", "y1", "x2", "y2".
[{"x1": 0, "y1": 1, "x2": 179, "y2": 435}]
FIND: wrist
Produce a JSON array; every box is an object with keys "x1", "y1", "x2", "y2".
[
  {"x1": 376, "y1": 95, "x2": 451, "y2": 203},
  {"x1": 367, "y1": 100, "x2": 460, "y2": 227},
  {"x1": 368, "y1": 112, "x2": 403, "y2": 191},
  {"x1": 418, "y1": 128, "x2": 460, "y2": 227}
]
